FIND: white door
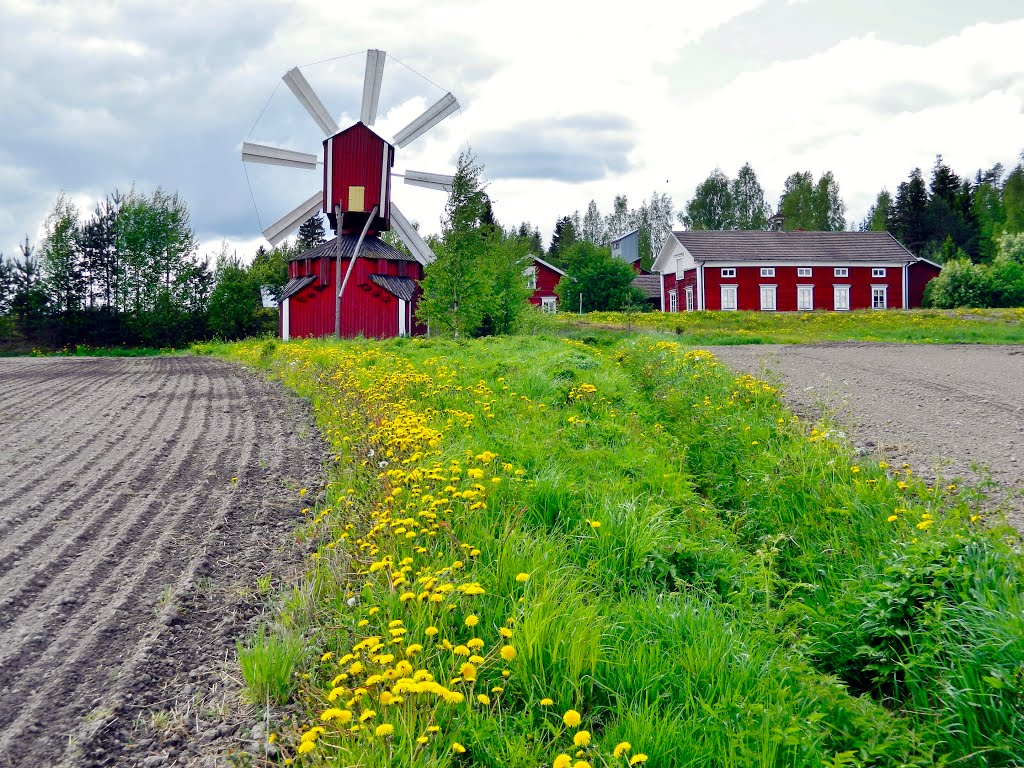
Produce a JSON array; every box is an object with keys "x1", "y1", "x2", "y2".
[
  {"x1": 721, "y1": 285, "x2": 738, "y2": 311},
  {"x1": 685, "y1": 287, "x2": 694, "y2": 312},
  {"x1": 833, "y1": 285, "x2": 850, "y2": 311},
  {"x1": 282, "y1": 298, "x2": 290, "y2": 340},
  {"x1": 797, "y1": 285, "x2": 814, "y2": 311},
  {"x1": 668, "y1": 290, "x2": 678, "y2": 312},
  {"x1": 398, "y1": 298, "x2": 407, "y2": 336},
  {"x1": 759, "y1": 285, "x2": 776, "y2": 311}
]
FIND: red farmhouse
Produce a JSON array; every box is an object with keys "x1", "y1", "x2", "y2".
[
  {"x1": 524, "y1": 256, "x2": 566, "y2": 313},
  {"x1": 653, "y1": 231, "x2": 941, "y2": 313}
]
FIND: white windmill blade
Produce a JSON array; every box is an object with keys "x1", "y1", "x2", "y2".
[
  {"x1": 390, "y1": 203, "x2": 436, "y2": 266},
  {"x1": 393, "y1": 93, "x2": 459, "y2": 148},
  {"x1": 242, "y1": 142, "x2": 319, "y2": 170},
  {"x1": 263, "y1": 191, "x2": 323, "y2": 246},
  {"x1": 282, "y1": 67, "x2": 339, "y2": 137},
  {"x1": 403, "y1": 170, "x2": 454, "y2": 193},
  {"x1": 361, "y1": 49, "x2": 386, "y2": 126}
]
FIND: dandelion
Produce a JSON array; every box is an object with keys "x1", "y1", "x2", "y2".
[
  {"x1": 375, "y1": 723, "x2": 394, "y2": 738},
  {"x1": 425, "y1": 626, "x2": 439, "y2": 636},
  {"x1": 477, "y1": 694, "x2": 491, "y2": 705},
  {"x1": 574, "y1": 762, "x2": 591, "y2": 768},
  {"x1": 297, "y1": 741, "x2": 315, "y2": 754},
  {"x1": 460, "y1": 662, "x2": 477, "y2": 681},
  {"x1": 553, "y1": 755, "x2": 572, "y2": 768},
  {"x1": 454, "y1": 645, "x2": 470, "y2": 656},
  {"x1": 452, "y1": 742, "x2": 466, "y2": 753},
  {"x1": 887, "y1": 515, "x2": 898, "y2": 522},
  {"x1": 613, "y1": 742, "x2": 631, "y2": 757},
  {"x1": 586, "y1": 519, "x2": 601, "y2": 529},
  {"x1": 574, "y1": 730, "x2": 591, "y2": 747},
  {"x1": 540, "y1": 698, "x2": 554, "y2": 706},
  {"x1": 515, "y1": 572, "x2": 530, "y2": 582},
  {"x1": 320, "y1": 651, "x2": 334, "y2": 661},
  {"x1": 629, "y1": 755, "x2": 649, "y2": 765},
  {"x1": 465, "y1": 614, "x2": 479, "y2": 627},
  {"x1": 500, "y1": 645, "x2": 517, "y2": 661},
  {"x1": 563, "y1": 709, "x2": 581, "y2": 727}
]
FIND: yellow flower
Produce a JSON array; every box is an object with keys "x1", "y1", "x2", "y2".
[
  {"x1": 515, "y1": 572, "x2": 530, "y2": 582},
  {"x1": 406, "y1": 644, "x2": 423, "y2": 656},
  {"x1": 320, "y1": 708, "x2": 352, "y2": 722},
  {"x1": 359, "y1": 709, "x2": 376, "y2": 722},
  {"x1": 477, "y1": 694, "x2": 491, "y2": 705},
  {"x1": 629, "y1": 755, "x2": 649, "y2": 765},
  {"x1": 586, "y1": 519, "x2": 601, "y2": 529},
  {"x1": 500, "y1": 645, "x2": 517, "y2": 661},
  {"x1": 465, "y1": 615, "x2": 479, "y2": 627},
  {"x1": 540, "y1": 698, "x2": 554, "y2": 706},
  {"x1": 460, "y1": 662, "x2": 477, "y2": 681},
  {"x1": 320, "y1": 651, "x2": 333, "y2": 661},
  {"x1": 467, "y1": 638, "x2": 485, "y2": 650},
  {"x1": 851, "y1": 466, "x2": 860, "y2": 474},
  {"x1": 425, "y1": 626, "x2": 439, "y2": 637},
  {"x1": 573, "y1": 730, "x2": 591, "y2": 747},
  {"x1": 573, "y1": 762, "x2": 592, "y2": 768},
  {"x1": 613, "y1": 742, "x2": 631, "y2": 757},
  {"x1": 297, "y1": 741, "x2": 315, "y2": 754},
  {"x1": 452, "y1": 742, "x2": 467, "y2": 753},
  {"x1": 454, "y1": 645, "x2": 470, "y2": 656},
  {"x1": 553, "y1": 755, "x2": 573, "y2": 768},
  {"x1": 563, "y1": 709, "x2": 581, "y2": 727},
  {"x1": 887, "y1": 515, "x2": 898, "y2": 522},
  {"x1": 970, "y1": 514, "x2": 981, "y2": 522},
  {"x1": 417, "y1": 735, "x2": 429, "y2": 745},
  {"x1": 375, "y1": 723, "x2": 394, "y2": 738}
]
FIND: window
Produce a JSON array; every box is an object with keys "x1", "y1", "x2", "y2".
[
  {"x1": 797, "y1": 267, "x2": 812, "y2": 277},
  {"x1": 524, "y1": 266, "x2": 537, "y2": 290},
  {"x1": 834, "y1": 267, "x2": 848, "y2": 277},
  {"x1": 759, "y1": 285, "x2": 776, "y2": 311},
  {"x1": 872, "y1": 268, "x2": 887, "y2": 278},
  {"x1": 834, "y1": 285, "x2": 850, "y2": 311},
  {"x1": 797, "y1": 285, "x2": 814, "y2": 311},
  {"x1": 872, "y1": 285, "x2": 887, "y2": 309},
  {"x1": 721, "y1": 285, "x2": 738, "y2": 311},
  {"x1": 721, "y1": 268, "x2": 736, "y2": 278},
  {"x1": 760, "y1": 267, "x2": 775, "y2": 277},
  {"x1": 668, "y1": 290, "x2": 678, "y2": 312},
  {"x1": 541, "y1": 296, "x2": 557, "y2": 313},
  {"x1": 685, "y1": 287, "x2": 694, "y2": 312}
]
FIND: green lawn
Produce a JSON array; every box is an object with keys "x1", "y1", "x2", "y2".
[
  {"x1": 553, "y1": 307, "x2": 1024, "y2": 345},
  {"x1": 214, "y1": 331, "x2": 1024, "y2": 768}
]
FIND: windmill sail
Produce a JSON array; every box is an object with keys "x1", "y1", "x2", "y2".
[
  {"x1": 390, "y1": 204, "x2": 436, "y2": 266},
  {"x1": 263, "y1": 191, "x2": 323, "y2": 246},
  {"x1": 361, "y1": 49, "x2": 386, "y2": 126},
  {"x1": 241, "y1": 142, "x2": 319, "y2": 170},
  {"x1": 393, "y1": 93, "x2": 459, "y2": 148},
  {"x1": 403, "y1": 170, "x2": 454, "y2": 192},
  {"x1": 283, "y1": 67, "x2": 339, "y2": 136}
]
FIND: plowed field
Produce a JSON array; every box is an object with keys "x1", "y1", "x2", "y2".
[{"x1": 0, "y1": 356, "x2": 323, "y2": 767}]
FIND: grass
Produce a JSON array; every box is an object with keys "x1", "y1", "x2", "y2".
[
  {"x1": 552, "y1": 307, "x2": 1024, "y2": 344},
  {"x1": 238, "y1": 625, "x2": 307, "y2": 706},
  {"x1": 212, "y1": 331, "x2": 1024, "y2": 767}
]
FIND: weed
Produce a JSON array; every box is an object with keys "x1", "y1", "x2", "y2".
[{"x1": 237, "y1": 626, "x2": 305, "y2": 706}]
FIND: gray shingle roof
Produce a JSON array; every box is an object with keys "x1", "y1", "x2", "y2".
[
  {"x1": 369, "y1": 274, "x2": 416, "y2": 302},
  {"x1": 291, "y1": 235, "x2": 418, "y2": 263},
  {"x1": 280, "y1": 275, "x2": 316, "y2": 300},
  {"x1": 631, "y1": 273, "x2": 661, "y2": 299},
  {"x1": 671, "y1": 231, "x2": 914, "y2": 264}
]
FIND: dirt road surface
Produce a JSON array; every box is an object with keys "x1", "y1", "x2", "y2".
[
  {"x1": 705, "y1": 343, "x2": 1024, "y2": 528},
  {"x1": 0, "y1": 356, "x2": 324, "y2": 767}
]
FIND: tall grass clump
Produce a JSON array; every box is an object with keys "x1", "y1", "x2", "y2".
[{"x1": 238, "y1": 625, "x2": 307, "y2": 705}]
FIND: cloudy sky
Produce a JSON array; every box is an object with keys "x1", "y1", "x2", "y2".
[{"x1": 2, "y1": 0, "x2": 1023, "y2": 261}]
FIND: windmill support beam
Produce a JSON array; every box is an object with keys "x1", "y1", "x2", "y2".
[{"x1": 336, "y1": 204, "x2": 379, "y2": 338}]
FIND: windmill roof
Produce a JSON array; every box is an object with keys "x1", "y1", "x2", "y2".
[
  {"x1": 280, "y1": 275, "x2": 316, "y2": 300},
  {"x1": 669, "y1": 230, "x2": 915, "y2": 263},
  {"x1": 292, "y1": 235, "x2": 418, "y2": 263},
  {"x1": 370, "y1": 274, "x2": 416, "y2": 302}
]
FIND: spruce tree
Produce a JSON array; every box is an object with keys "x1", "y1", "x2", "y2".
[{"x1": 297, "y1": 214, "x2": 326, "y2": 251}]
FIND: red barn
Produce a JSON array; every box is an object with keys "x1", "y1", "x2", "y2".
[
  {"x1": 524, "y1": 256, "x2": 566, "y2": 313},
  {"x1": 653, "y1": 231, "x2": 942, "y2": 312},
  {"x1": 279, "y1": 235, "x2": 425, "y2": 339}
]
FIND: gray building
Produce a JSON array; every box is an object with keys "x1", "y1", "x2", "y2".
[{"x1": 609, "y1": 229, "x2": 640, "y2": 267}]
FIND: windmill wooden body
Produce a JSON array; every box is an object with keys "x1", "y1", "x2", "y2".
[{"x1": 241, "y1": 49, "x2": 457, "y2": 339}]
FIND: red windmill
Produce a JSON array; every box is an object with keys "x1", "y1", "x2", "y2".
[{"x1": 241, "y1": 49, "x2": 459, "y2": 338}]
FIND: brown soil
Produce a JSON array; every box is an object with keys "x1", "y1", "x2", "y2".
[
  {"x1": 704, "y1": 343, "x2": 1024, "y2": 529},
  {"x1": 0, "y1": 356, "x2": 325, "y2": 767}
]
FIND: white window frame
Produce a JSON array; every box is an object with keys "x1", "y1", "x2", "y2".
[
  {"x1": 760, "y1": 267, "x2": 775, "y2": 278},
  {"x1": 668, "y1": 290, "x2": 678, "y2": 312},
  {"x1": 834, "y1": 267, "x2": 849, "y2": 278},
  {"x1": 541, "y1": 296, "x2": 557, "y2": 313},
  {"x1": 833, "y1": 284, "x2": 850, "y2": 311},
  {"x1": 721, "y1": 268, "x2": 736, "y2": 278},
  {"x1": 759, "y1": 284, "x2": 777, "y2": 312},
  {"x1": 524, "y1": 265, "x2": 538, "y2": 290},
  {"x1": 797, "y1": 267, "x2": 812, "y2": 277},
  {"x1": 685, "y1": 287, "x2": 694, "y2": 312},
  {"x1": 872, "y1": 267, "x2": 887, "y2": 278},
  {"x1": 721, "y1": 284, "x2": 738, "y2": 311},
  {"x1": 797, "y1": 284, "x2": 814, "y2": 311},
  {"x1": 871, "y1": 285, "x2": 887, "y2": 310}
]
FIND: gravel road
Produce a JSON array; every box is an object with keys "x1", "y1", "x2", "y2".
[
  {"x1": 0, "y1": 356, "x2": 324, "y2": 767},
  {"x1": 704, "y1": 343, "x2": 1024, "y2": 529}
]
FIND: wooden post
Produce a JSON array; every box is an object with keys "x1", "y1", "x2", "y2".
[{"x1": 334, "y1": 204, "x2": 343, "y2": 338}]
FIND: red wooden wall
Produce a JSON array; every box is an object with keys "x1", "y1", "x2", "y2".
[
  {"x1": 528, "y1": 262, "x2": 563, "y2": 305},
  {"x1": 907, "y1": 261, "x2": 942, "y2": 308},
  {"x1": 324, "y1": 123, "x2": 393, "y2": 234},
  {"x1": 701, "y1": 266, "x2": 904, "y2": 311},
  {"x1": 284, "y1": 256, "x2": 423, "y2": 338}
]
